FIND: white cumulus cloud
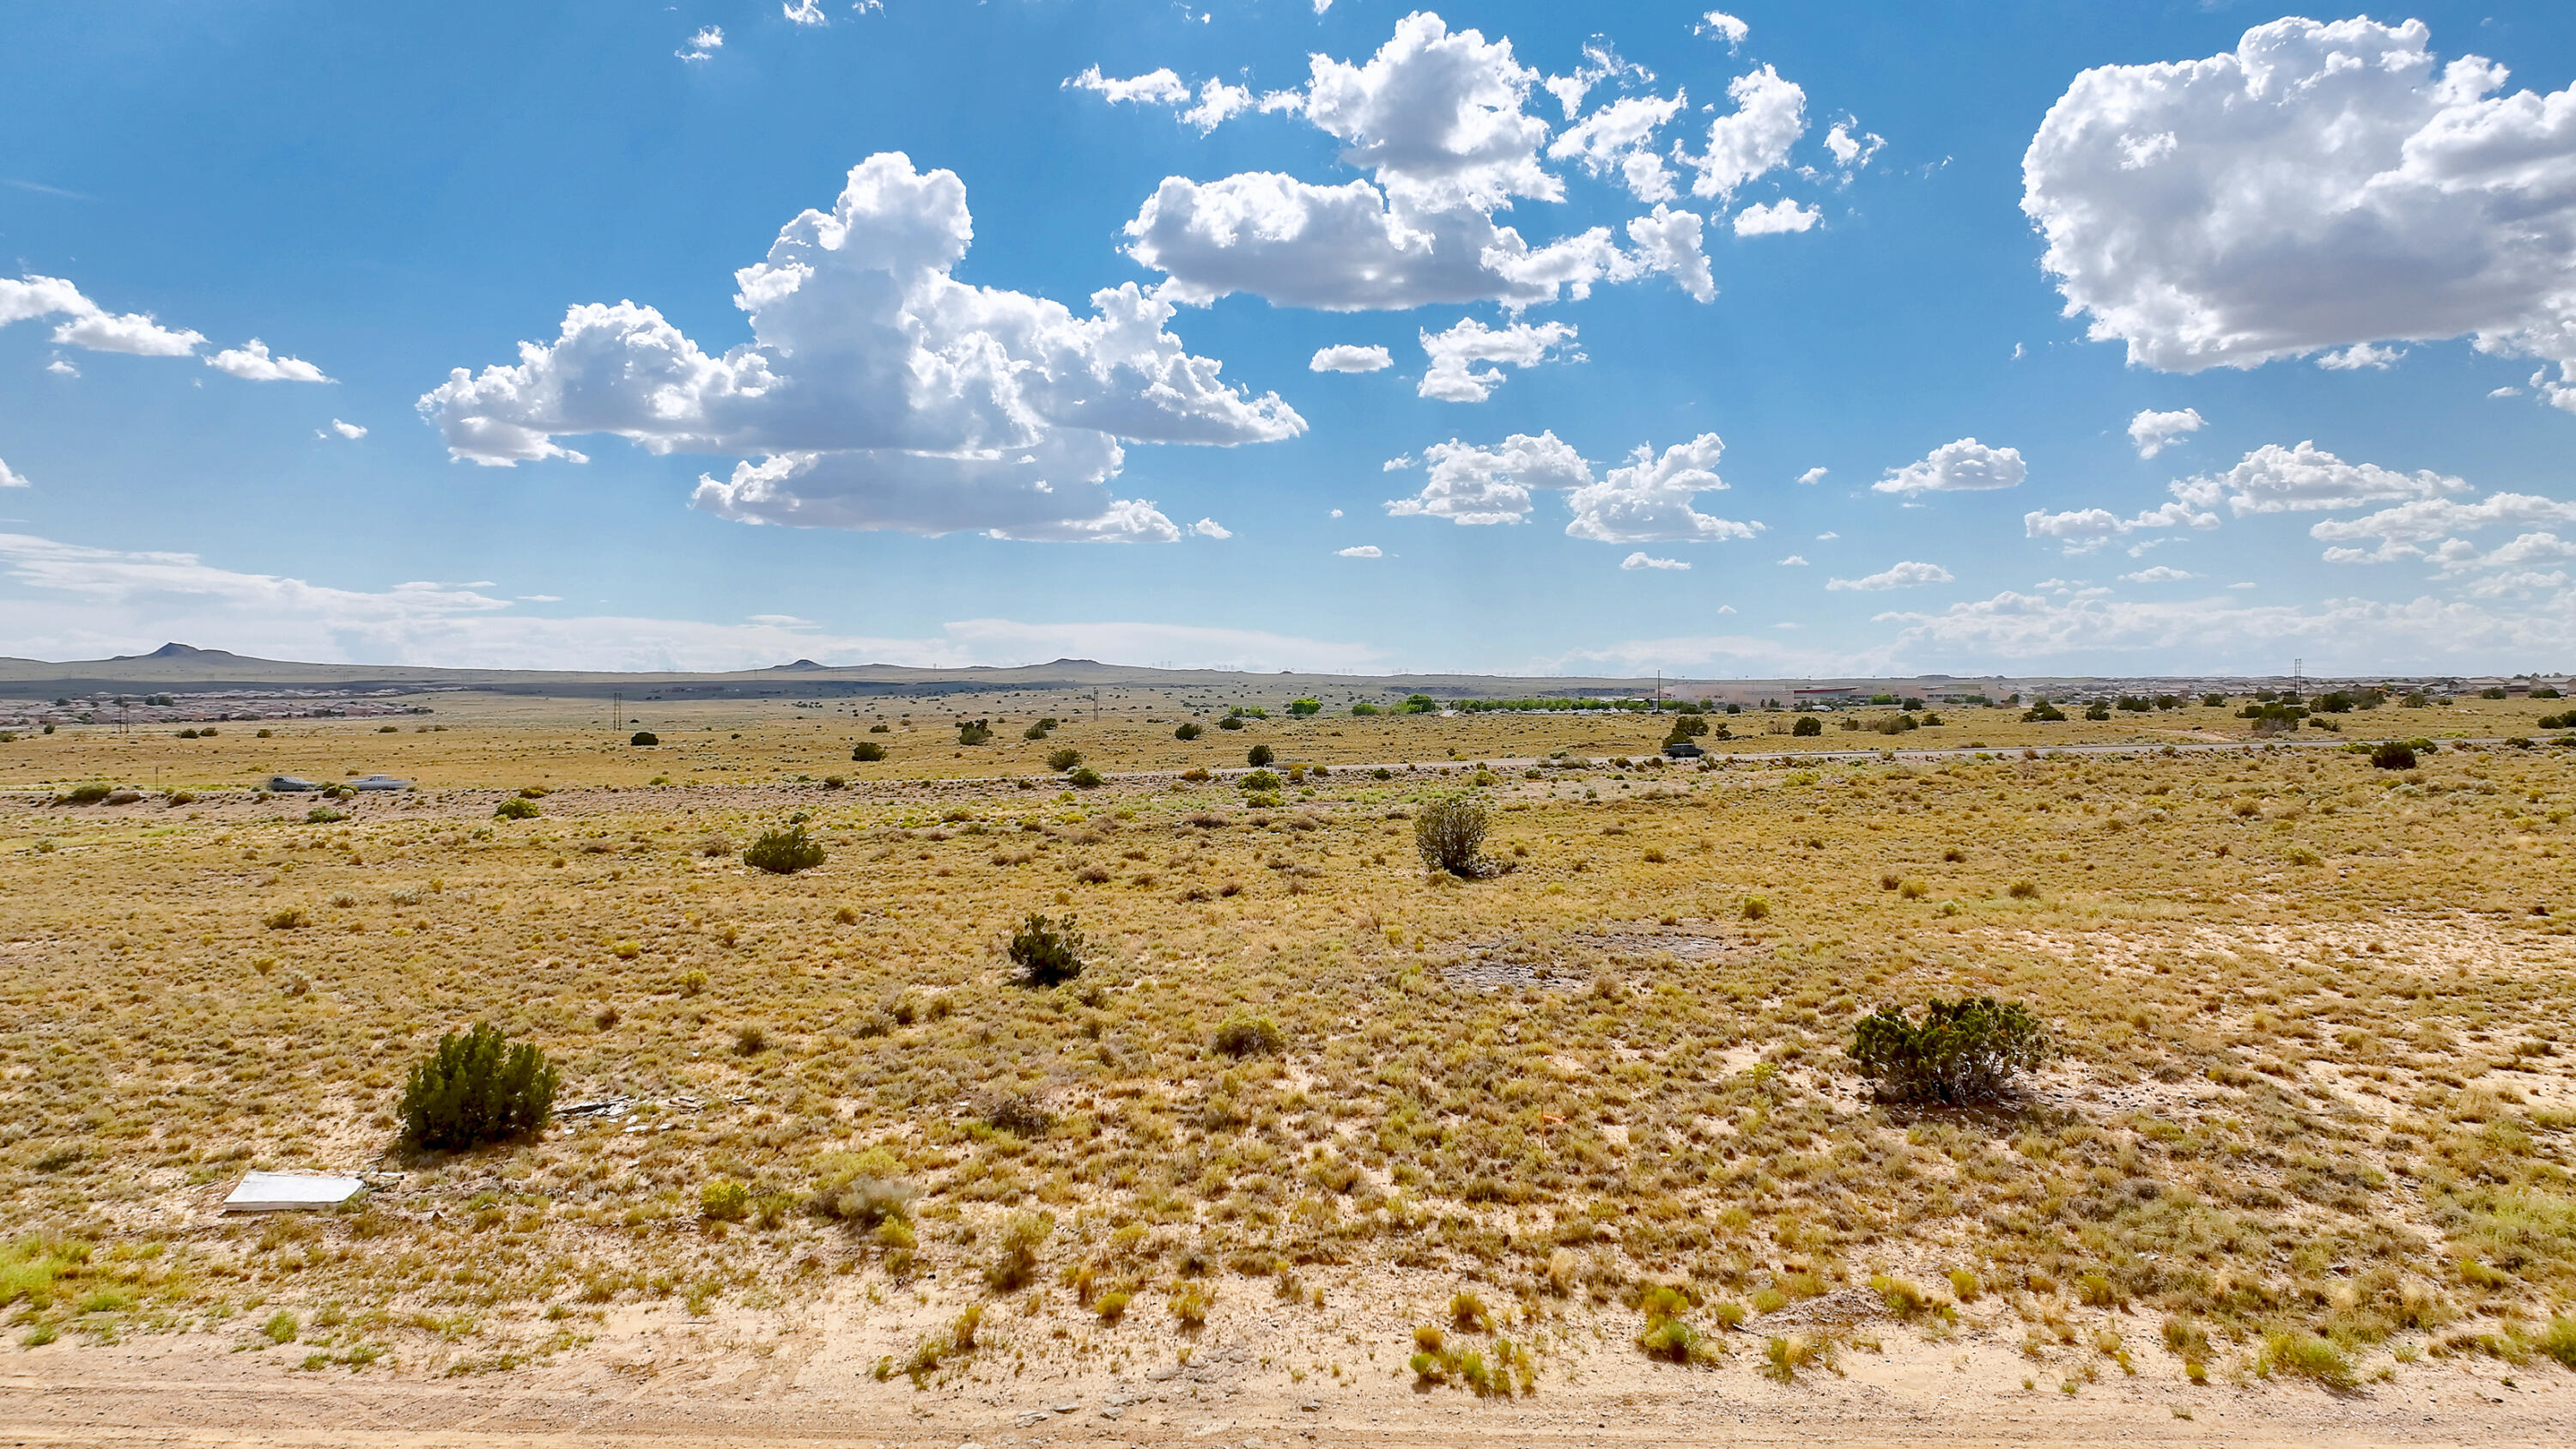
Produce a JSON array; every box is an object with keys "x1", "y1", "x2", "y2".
[
  {"x1": 1824, "y1": 120, "x2": 1884, "y2": 172},
  {"x1": 1547, "y1": 92, "x2": 1686, "y2": 202},
  {"x1": 677, "y1": 27, "x2": 722, "y2": 63},
  {"x1": 1795, "y1": 466, "x2": 1826, "y2": 485},
  {"x1": 1310, "y1": 344, "x2": 1394, "y2": 373},
  {"x1": 1828, "y1": 560, "x2": 1955, "y2": 591},
  {"x1": 1066, "y1": 66, "x2": 1190, "y2": 106},
  {"x1": 1678, "y1": 65, "x2": 1806, "y2": 202},
  {"x1": 1874, "y1": 438, "x2": 2026, "y2": 496},
  {"x1": 1417, "y1": 318, "x2": 1577, "y2": 402},
  {"x1": 1621, "y1": 552, "x2": 1688, "y2": 570},
  {"x1": 1121, "y1": 14, "x2": 1721, "y2": 310},
  {"x1": 1777, "y1": 554, "x2": 1807, "y2": 566},
  {"x1": 0, "y1": 457, "x2": 28, "y2": 489},
  {"x1": 1384, "y1": 430, "x2": 1759, "y2": 545},
  {"x1": 319, "y1": 419, "x2": 367, "y2": 441},
  {"x1": 2317, "y1": 342, "x2": 2406, "y2": 372},
  {"x1": 1696, "y1": 13, "x2": 1749, "y2": 49},
  {"x1": 0, "y1": 274, "x2": 205, "y2": 356},
  {"x1": 207, "y1": 338, "x2": 331, "y2": 383},
  {"x1": 420, "y1": 154, "x2": 1302, "y2": 542},
  {"x1": 2023, "y1": 500, "x2": 2215, "y2": 553},
  {"x1": 1191, "y1": 517, "x2": 1232, "y2": 539},
  {"x1": 2121, "y1": 565, "x2": 2195, "y2": 583},
  {"x1": 2126, "y1": 407, "x2": 2202, "y2": 459},
  {"x1": 2022, "y1": 16, "x2": 2576, "y2": 408},
  {"x1": 2169, "y1": 441, "x2": 2466, "y2": 515},
  {"x1": 1733, "y1": 198, "x2": 1818, "y2": 236},
  {"x1": 1337, "y1": 545, "x2": 1384, "y2": 558}
]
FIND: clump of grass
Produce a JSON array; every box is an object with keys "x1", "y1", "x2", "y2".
[
  {"x1": 1634, "y1": 1285, "x2": 1720, "y2": 1366},
  {"x1": 1212, "y1": 1014, "x2": 1285, "y2": 1058},
  {"x1": 397, "y1": 1023, "x2": 557, "y2": 1152},
  {"x1": 699, "y1": 1179, "x2": 750, "y2": 1222},
  {"x1": 1764, "y1": 1333, "x2": 1832, "y2": 1382},
  {"x1": 1449, "y1": 1291, "x2": 1490, "y2": 1331},
  {"x1": 494, "y1": 796, "x2": 539, "y2": 821},
  {"x1": 1170, "y1": 1283, "x2": 1212, "y2": 1327},
  {"x1": 2260, "y1": 1330, "x2": 2356, "y2": 1389},
  {"x1": 983, "y1": 1211, "x2": 1054, "y2": 1293},
  {"x1": 743, "y1": 825, "x2": 824, "y2": 874}
]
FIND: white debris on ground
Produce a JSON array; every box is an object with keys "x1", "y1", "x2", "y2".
[{"x1": 222, "y1": 1172, "x2": 364, "y2": 1213}]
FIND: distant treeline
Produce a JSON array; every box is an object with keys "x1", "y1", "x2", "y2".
[{"x1": 1454, "y1": 697, "x2": 1656, "y2": 713}]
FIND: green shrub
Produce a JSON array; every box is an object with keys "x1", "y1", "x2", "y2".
[
  {"x1": 1066, "y1": 766, "x2": 1103, "y2": 789},
  {"x1": 851, "y1": 741, "x2": 886, "y2": 762},
  {"x1": 2022, "y1": 701, "x2": 2066, "y2": 722},
  {"x1": 1848, "y1": 997, "x2": 2055, "y2": 1105},
  {"x1": 1046, "y1": 747, "x2": 1082, "y2": 772},
  {"x1": 2371, "y1": 740, "x2": 2417, "y2": 770},
  {"x1": 1350, "y1": 703, "x2": 1381, "y2": 716},
  {"x1": 1791, "y1": 716, "x2": 1822, "y2": 737},
  {"x1": 1094, "y1": 1288, "x2": 1131, "y2": 1321},
  {"x1": 808, "y1": 1148, "x2": 915, "y2": 1228},
  {"x1": 699, "y1": 1179, "x2": 750, "y2": 1221},
  {"x1": 494, "y1": 796, "x2": 539, "y2": 820},
  {"x1": 957, "y1": 719, "x2": 992, "y2": 746},
  {"x1": 629, "y1": 731, "x2": 659, "y2": 746},
  {"x1": 743, "y1": 825, "x2": 825, "y2": 874},
  {"x1": 1740, "y1": 894, "x2": 1770, "y2": 921},
  {"x1": 1247, "y1": 743, "x2": 1275, "y2": 767},
  {"x1": 1213, "y1": 1015, "x2": 1285, "y2": 1058},
  {"x1": 305, "y1": 807, "x2": 345, "y2": 824},
  {"x1": 2537, "y1": 1316, "x2": 2576, "y2": 1369},
  {"x1": 1007, "y1": 912, "x2": 1086, "y2": 987},
  {"x1": 1240, "y1": 769, "x2": 1283, "y2": 793},
  {"x1": 1414, "y1": 794, "x2": 1492, "y2": 877},
  {"x1": 1288, "y1": 697, "x2": 1321, "y2": 715},
  {"x1": 1174, "y1": 721, "x2": 1202, "y2": 740},
  {"x1": 2260, "y1": 1330, "x2": 2355, "y2": 1388},
  {"x1": 1218, "y1": 715, "x2": 1243, "y2": 730},
  {"x1": 54, "y1": 784, "x2": 113, "y2": 806},
  {"x1": 398, "y1": 1023, "x2": 557, "y2": 1151},
  {"x1": 984, "y1": 1211, "x2": 1054, "y2": 1293}
]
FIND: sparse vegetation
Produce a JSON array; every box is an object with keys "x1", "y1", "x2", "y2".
[
  {"x1": 1414, "y1": 793, "x2": 1492, "y2": 877},
  {"x1": 1006, "y1": 911, "x2": 1085, "y2": 987}
]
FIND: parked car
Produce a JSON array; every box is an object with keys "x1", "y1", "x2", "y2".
[
  {"x1": 265, "y1": 775, "x2": 322, "y2": 792},
  {"x1": 1661, "y1": 741, "x2": 1704, "y2": 758},
  {"x1": 349, "y1": 775, "x2": 412, "y2": 791}
]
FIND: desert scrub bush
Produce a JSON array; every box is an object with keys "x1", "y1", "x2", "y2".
[
  {"x1": 1213, "y1": 1014, "x2": 1285, "y2": 1058},
  {"x1": 1094, "y1": 1288, "x2": 1132, "y2": 1321},
  {"x1": 2372, "y1": 740, "x2": 2418, "y2": 770},
  {"x1": 1764, "y1": 1333, "x2": 1832, "y2": 1381},
  {"x1": 1791, "y1": 716, "x2": 1823, "y2": 737},
  {"x1": 2538, "y1": 1316, "x2": 2576, "y2": 1369},
  {"x1": 699, "y1": 1178, "x2": 750, "y2": 1222},
  {"x1": 1449, "y1": 1291, "x2": 1492, "y2": 1330},
  {"x1": 957, "y1": 719, "x2": 993, "y2": 746},
  {"x1": 1247, "y1": 743, "x2": 1275, "y2": 767},
  {"x1": 1634, "y1": 1285, "x2": 1720, "y2": 1365},
  {"x1": 809, "y1": 1149, "x2": 916, "y2": 1232},
  {"x1": 1066, "y1": 765, "x2": 1103, "y2": 789},
  {"x1": 1006, "y1": 911, "x2": 1085, "y2": 987},
  {"x1": 1170, "y1": 1283, "x2": 1212, "y2": 1327},
  {"x1": 398, "y1": 1023, "x2": 557, "y2": 1152},
  {"x1": 52, "y1": 783, "x2": 114, "y2": 806},
  {"x1": 743, "y1": 825, "x2": 825, "y2": 874},
  {"x1": 2260, "y1": 1330, "x2": 2356, "y2": 1389},
  {"x1": 1414, "y1": 794, "x2": 1493, "y2": 877},
  {"x1": 1848, "y1": 997, "x2": 2055, "y2": 1105},
  {"x1": 263, "y1": 907, "x2": 310, "y2": 930},
  {"x1": 1046, "y1": 747, "x2": 1082, "y2": 773},
  {"x1": 493, "y1": 796, "x2": 539, "y2": 820},
  {"x1": 851, "y1": 741, "x2": 886, "y2": 762},
  {"x1": 986, "y1": 1090, "x2": 1054, "y2": 1138},
  {"x1": 983, "y1": 1211, "x2": 1054, "y2": 1293},
  {"x1": 629, "y1": 731, "x2": 659, "y2": 746}
]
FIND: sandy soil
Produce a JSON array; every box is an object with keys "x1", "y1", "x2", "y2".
[{"x1": 3, "y1": 1309, "x2": 2573, "y2": 1447}]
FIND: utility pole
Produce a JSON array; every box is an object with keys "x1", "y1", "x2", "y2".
[{"x1": 611, "y1": 690, "x2": 623, "y2": 735}]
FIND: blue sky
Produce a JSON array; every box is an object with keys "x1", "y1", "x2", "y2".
[{"x1": 2, "y1": 1, "x2": 2572, "y2": 677}]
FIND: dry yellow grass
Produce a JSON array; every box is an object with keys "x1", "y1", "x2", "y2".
[{"x1": 2, "y1": 691, "x2": 2572, "y2": 1396}]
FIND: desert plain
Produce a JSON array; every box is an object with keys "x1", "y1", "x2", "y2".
[{"x1": 1, "y1": 685, "x2": 2573, "y2": 1446}]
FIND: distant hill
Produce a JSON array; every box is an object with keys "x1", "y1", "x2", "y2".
[{"x1": 0, "y1": 643, "x2": 2382, "y2": 703}]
